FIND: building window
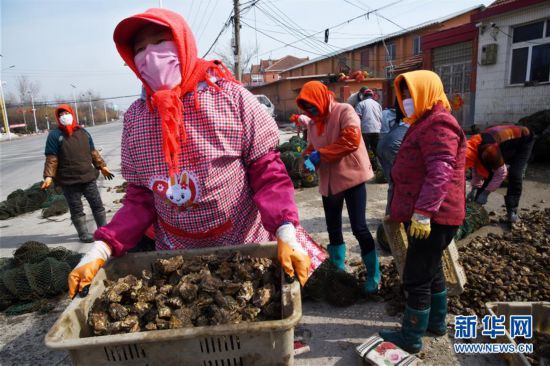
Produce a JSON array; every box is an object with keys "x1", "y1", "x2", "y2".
[
  {"x1": 413, "y1": 36, "x2": 422, "y2": 55},
  {"x1": 510, "y1": 19, "x2": 550, "y2": 84},
  {"x1": 360, "y1": 49, "x2": 370, "y2": 68},
  {"x1": 385, "y1": 43, "x2": 396, "y2": 61},
  {"x1": 251, "y1": 74, "x2": 263, "y2": 84}
]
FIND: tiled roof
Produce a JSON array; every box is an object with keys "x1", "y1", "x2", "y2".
[
  {"x1": 265, "y1": 56, "x2": 309, "y2": 71},
  {"x1": 393, "y1": 54, "x2": 424, "y2": 74}
]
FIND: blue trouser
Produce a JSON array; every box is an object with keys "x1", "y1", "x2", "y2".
[{"x1": 322, "y1": 183, "x2": 375, "y2": 256}]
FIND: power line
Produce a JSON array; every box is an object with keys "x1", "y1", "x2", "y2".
[
  {"x1": 255, "y1": 0, "x2": 405, "y2": 57},
  {"x1": 240, "y1": 19, "x2": 326, "y2": 56},
  {"x1": 202, "y1": 10, "x2": 234, "y2": 58},
  {"x1": 258, "y1": 2, "x2": 340, "y2": 54}
]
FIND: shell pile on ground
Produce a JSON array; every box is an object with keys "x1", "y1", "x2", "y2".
[{"x1": 88, "y1": 253, "x2": 282, "y2": 336}]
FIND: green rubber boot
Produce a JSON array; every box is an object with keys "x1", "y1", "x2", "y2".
[
  {"x1": 362, "y1": 250, "x2": 381, "y2": 294},
  {"x1": 379, "y1": 306, "x2": 430, "y2": 354},
  {"x1": 427, "y1": 290, "x2": 448, "y2": 336},
  {"x1": 327, "y1": 244, "x2": 346, "y2": 271}
]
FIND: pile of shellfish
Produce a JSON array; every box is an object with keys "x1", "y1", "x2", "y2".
[{"x1": 88, "y1": 253, "x2": 281, "y2": 336}]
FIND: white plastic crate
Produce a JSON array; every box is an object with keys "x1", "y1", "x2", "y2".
[{"x1": 45, "y1": 243, "x2": 301, "y2": 366}]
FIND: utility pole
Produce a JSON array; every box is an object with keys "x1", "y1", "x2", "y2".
[
  {"x1": 28, "y1": 91, "x2": 38, "y2": 132},
  {"x1": 233, "y1": 0, "x2": 241, "y2": 81},
  {"x1": 84, "y1": 92, "x2": 95, "y2": 126},
  {"x1": 70, "y1": 84, "x2": 80, "y2": 124},
  {"x1": 0, "y1": 80, "x2": 11, "y2": 140},
  {"x1": 104, "y1": 103, "x2": 108, "y2": 124}
]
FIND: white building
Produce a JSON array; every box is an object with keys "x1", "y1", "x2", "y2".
[{"x1": 473, "y1": 0, "x2": 550, "y2": 126}]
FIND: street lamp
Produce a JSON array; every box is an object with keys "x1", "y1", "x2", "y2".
[
  {"x1": 0, "y1": 80, "x2": 11, "y2": 140},
  {"x1": 70, "y1": 84, "x2": 80, "y2": 125},
  {"x1": 82, "y1": 92, "x2": 95, "y2": 126},
  {"x1": 27, "y1": 90, "x2": 38, "y2": 132}
]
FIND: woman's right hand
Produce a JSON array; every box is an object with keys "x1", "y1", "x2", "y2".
[{"x1": 68, "y1": 241, "x2": 111, "y2": 298}]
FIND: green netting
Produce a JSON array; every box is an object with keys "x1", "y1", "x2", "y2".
[
  {"x1": 454, "y1": 202, "x2": 490, "y2": 240},
  {"x1": 0, "y1": 241, "x2": 82, "y2": 314},
  {"x1": 278, "y1": 136, "x2": 319, "y2": 189},
  {"x1": 0, "y1": 182, "x2": 68, "y2": 220}
]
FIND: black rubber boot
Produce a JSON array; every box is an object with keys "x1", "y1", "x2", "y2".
[
  {"x1": 72, "y1": 216, "x2": 94, "y2": 243},
  {"x1": 92, "y1": 208, "x2": 107, "y2": 228}
]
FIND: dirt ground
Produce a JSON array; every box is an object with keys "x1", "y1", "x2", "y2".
[{"x1": 0, "y1": 140, "x2": 549, "y2": 365}]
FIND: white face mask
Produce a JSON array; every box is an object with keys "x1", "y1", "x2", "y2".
[
  {"x1": 403, "y1": 98, "x2": 415, "y2": 117},
  {"x1": 59, "y1": 114, "x2": 73, "y2": 126}
]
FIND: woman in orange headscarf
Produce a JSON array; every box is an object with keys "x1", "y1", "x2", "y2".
[
  {"x1": 379, "y1": 70, "x2": 466, "y2": 353},
  {"x1": 296, "y1": 81, "x2": 381, "y2": 294}
]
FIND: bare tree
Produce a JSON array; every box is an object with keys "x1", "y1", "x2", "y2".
[
  {"x1": 214, "y1": 42, "x2": 258, "y2": 76},
  {"x1": 16, "y1": 75, "x2": 41, "y2": 103}
]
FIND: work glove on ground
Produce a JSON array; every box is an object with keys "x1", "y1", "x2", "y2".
[
  {"x1": 409, "y1": 212, "x2": 431, "y2": 240},
  {"x1": 276, "y1": 223, "x2": 311, "y2": 287},
  {"x1": 101, "y1": 167, "x2": 115, "y2": 180},
  {"x1": 475, "y1": 190, "x2": 490, "y2": 205},
  {"x1": 41, "y1": 177, "x2": 53, "y2": 190},
  {"x1": 466, "y1": 188, "x2": 478, "y2": 203},
  {"x1": 68, "y1": 240, "x2": 111, "y2": 298}
]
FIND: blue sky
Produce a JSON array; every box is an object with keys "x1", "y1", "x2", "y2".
[{"x1": 1, "y1": 0, "x2": 493, "y2": 109}]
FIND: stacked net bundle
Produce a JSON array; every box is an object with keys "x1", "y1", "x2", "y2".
[
  {"x1": 0, "y1": 182, "x2": 68, "y2": 220},
  {"x1": 278, "y1": 136, "x2": 319, "y2": 189},
  {"x1": 0, "y1": 241, "x2": 82, "y2": 315}
]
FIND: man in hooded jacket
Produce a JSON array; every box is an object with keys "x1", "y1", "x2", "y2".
[{"x1": 41, "y1": 104, "x2": 114, "y2": 242}]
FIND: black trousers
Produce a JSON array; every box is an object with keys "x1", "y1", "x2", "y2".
[
  {"x1": 506, "y1": 137, "x2": 535, "y2": 207},
  {"x1": 322, "y1": 183, "x2": 375, "y2": 256},
  {"x1": 402, "y1": 223, "x2": 458, "y2": 310},
  {"x1": 362, "y1": 133, "x2": 380, "y2": 156},
  {"x1": 62, "y1": 180, "x2": 104, "y2": 220}
]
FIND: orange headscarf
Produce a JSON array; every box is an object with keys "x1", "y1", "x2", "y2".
[
  {"x1": 296, "y1": 81, "x2": 334, "y2": 136},
  {"x1": 113, "y1": 8, "x2": 236, "y2": 178},
  {"x1": 394, "y1": 70, "x2": 451, "y2": 125},
  {"x1": 55, "y1": 104, "x2": 80, "y2": 137}
]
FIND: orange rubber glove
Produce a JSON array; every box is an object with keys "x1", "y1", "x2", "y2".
[
  {"x1": 68, "y1": 241, "x2": 111, "y2": 298},
  {"x1": 41, "y1": 177, "x2": 53, "y2": 190},
  {"x1": 276, "y1": 223, "x2": 311, "y2": 287}
]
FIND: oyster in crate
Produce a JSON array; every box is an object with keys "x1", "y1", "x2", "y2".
[{"x1": 88, "y1": 251, "x2": 283, "y2": 336}]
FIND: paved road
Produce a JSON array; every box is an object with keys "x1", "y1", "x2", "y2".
[{"x1": 0, "y1": 122, "x2": 123, "y2": 201}]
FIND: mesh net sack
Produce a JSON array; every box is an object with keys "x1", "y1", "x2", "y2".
[
  {"x1": 0, "y1": 182, "x2": 68, "y2": 220},
  {"x1": 455, "y1": 202, "x2": 490, "y2": 240},
  {"x1": 0, "y1": 241, "x2": 82, "y2": 313}
]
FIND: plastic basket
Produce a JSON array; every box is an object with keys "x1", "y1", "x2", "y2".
[
  {"x1": 485, "y1": 301, "x2": 550, "y2": 366},
  {"x1": 382, "y1": 218, "x2": 466, "y2": 296},
  {"x1": 45, "y1": 243, "x2": 301, "y2": 366}
]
